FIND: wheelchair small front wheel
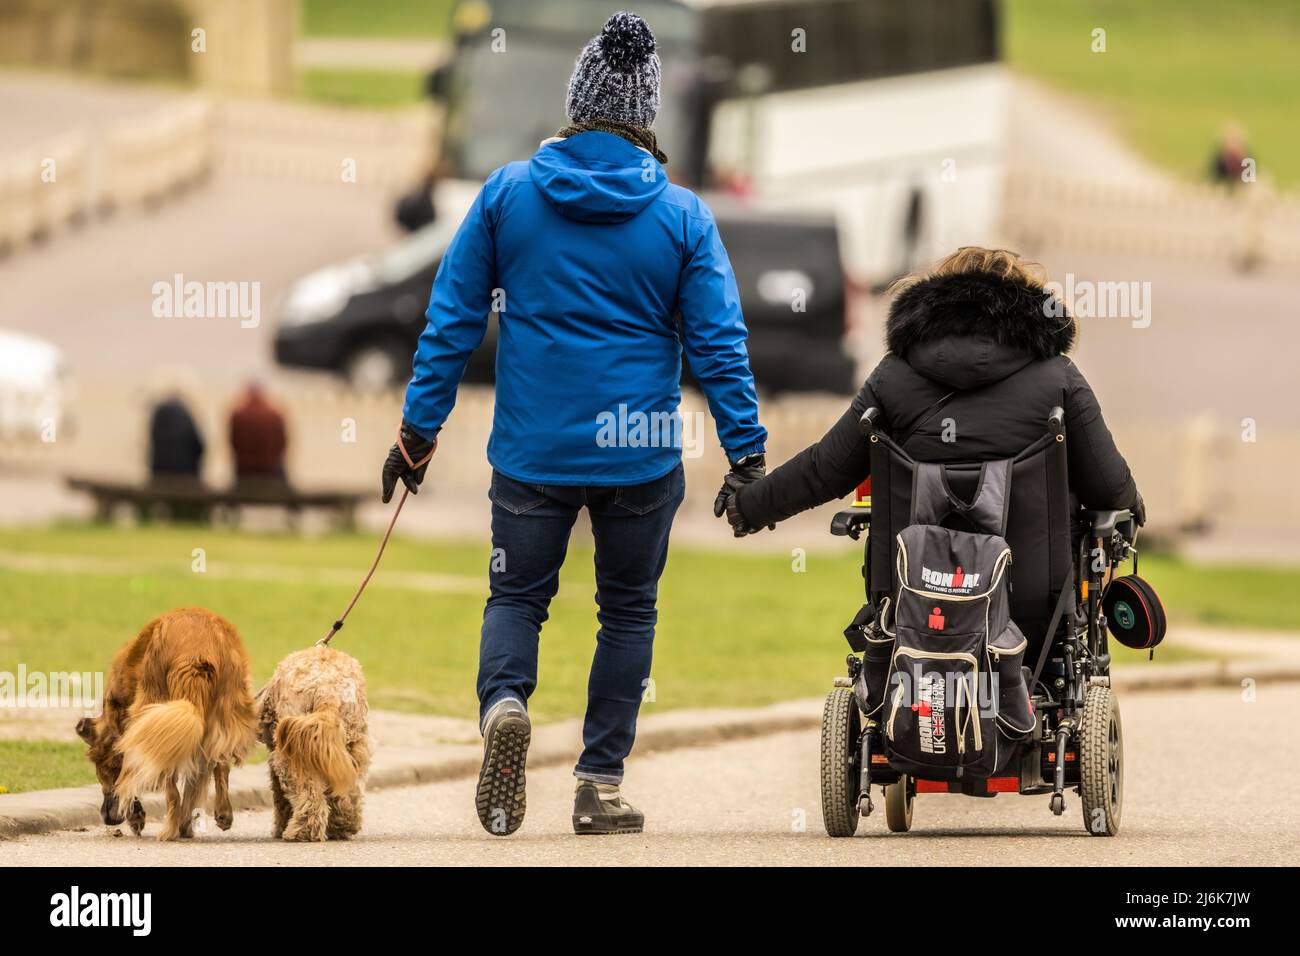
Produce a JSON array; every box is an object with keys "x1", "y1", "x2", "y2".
[
  {"x1": 885, "y1": 774, "x2": 914, "y2": 832},
  {"x1": 820, "y1": 687, "x2": 861, "y2": 837},
  {"x1": 1079, "y1": 685, "x2": 1123, "y2": 837}
]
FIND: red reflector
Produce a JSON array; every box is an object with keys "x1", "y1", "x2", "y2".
[
  {"x1": 915, "y1": 779, "x2": 949, "y2": 794},
  {"x1": 1046, "y1": 752, "x2": 1077, "y2": 763},
  {"x1": 987, "y1": 777, "x2": 1019, "y2": 793}
]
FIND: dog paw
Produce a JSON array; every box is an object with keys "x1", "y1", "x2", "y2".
[
  {"x1": 127, "y1": 804, "x2": 145, "y2": 837},
  {"x1": 283, "y1": 825, "x2": 326, "y2": 843}
]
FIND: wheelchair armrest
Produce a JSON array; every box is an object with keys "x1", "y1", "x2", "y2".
[
  {"x1": 830, "y1": 508, "x2": 871, "y2": 540},
  {"x1": 1083, "y1": 508, "x2": 1134, "y2": 542}
]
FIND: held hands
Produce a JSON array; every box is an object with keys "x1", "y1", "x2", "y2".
[
  {"x1": 381, "y1": 421, "x2": 437, "y2": 503},
  {"x1": 712, "y1": 453, "x2": 772, "y2": 538}
]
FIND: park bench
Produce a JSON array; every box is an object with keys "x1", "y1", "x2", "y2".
[{"x1": 66, "y1": 475, "x2": 368, "y2": 530}]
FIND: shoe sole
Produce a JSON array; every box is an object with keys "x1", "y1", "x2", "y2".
[
  {"x1": 572, "y1": 817, "x2": 644, "y2": 836},
  {"x1": 476, "y1": 714, "x2": 530, "y2": 837}
]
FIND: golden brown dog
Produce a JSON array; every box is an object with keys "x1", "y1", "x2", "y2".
[
  {"x1": 258, "y1": 646, "x2": 371, "y2": 842},
  {"x1": 76, "y1": 608, "x2": 257, "y2": 841}
]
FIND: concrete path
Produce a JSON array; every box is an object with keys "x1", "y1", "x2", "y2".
[{"x1": 3, "y1": 685, "x2": 1296, "y2": 865}]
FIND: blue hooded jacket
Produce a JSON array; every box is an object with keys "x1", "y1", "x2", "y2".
[{"x1": 402, "y1": 131, "x2": 766, "y2": 485}]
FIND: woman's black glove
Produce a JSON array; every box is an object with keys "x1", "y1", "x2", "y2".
[
  {"x1": 712, "y1": 453, "x2": 770, "y2": 537},
  {"x1": 1132, "y1": 490, "x2": 1147, "y2": 527},
  {"x1": 381, "y1": 421, "x2": 437, "y2": 503}
]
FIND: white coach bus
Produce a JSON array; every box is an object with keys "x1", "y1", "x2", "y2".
[{"x1": 427, "y1": 0, "x2": 1006, "y2": 285}]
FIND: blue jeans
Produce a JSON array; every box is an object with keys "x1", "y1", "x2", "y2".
[{"x1": 478, "y1": 464, "x2": 685, "y2": 784}]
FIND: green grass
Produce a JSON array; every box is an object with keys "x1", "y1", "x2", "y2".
[
  {"x1": 301, "y1": 0, "x2": 453, "y2": 38},
  {"x1": 299, "y1": 68, "x2": 427, "y2": 108},
  {"x1": 0, "y1": 740, "x2": 267, "y2": 795},
  {"x1": 1, "y1": 523, "x2": 1293, "y2": 791},
  {"x1": 0, "y1": 740, "x2": 95, "y2": 793},
  {"x1": 1004, "y1": 0, "x2": 1300, "y2": 188}
]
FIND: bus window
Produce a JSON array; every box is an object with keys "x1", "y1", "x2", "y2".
[
  {"x1": 439, "y1": 0, "x2": 703, "y2": 182},
  {"x1": 700, "y1": 0, "x2": 998, "y2": 94}
]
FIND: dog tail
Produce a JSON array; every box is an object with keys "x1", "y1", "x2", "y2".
[
  {"x1": 114, "y1": 699, "x2": 206, "y2": 804},
  {"x1": 275, "y1": 704, "x2": 356, "y2": 794}
]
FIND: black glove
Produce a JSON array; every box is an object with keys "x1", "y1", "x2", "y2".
[
  {"x1": 381, "y1": 421, "x2": 437, "y2": 503},
  {"x1": 712, "y1": 453, "x2": 770, "y2": 538},
  {"x1": 1132, "y1": 490, "x2": 1147, "y2": 527}
]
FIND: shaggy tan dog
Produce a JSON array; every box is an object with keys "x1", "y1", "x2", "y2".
[
  {"x1": 76, "y1": 608, "x2": 258, "y2": 841},
  {"x1": 258, "y1": 646, "x2": 371, "y2": 842}
]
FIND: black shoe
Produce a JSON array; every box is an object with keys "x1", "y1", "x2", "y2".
[
  {"x1": 476, "y1": 697, "x2": 530, "y2": 836},
  {"x1": 572, "y1": 781, "x2": 644, "y2": 835}
]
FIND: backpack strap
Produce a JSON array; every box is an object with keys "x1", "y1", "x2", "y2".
[{"x1": 911, "y1": 458, "x2": 1013, "y2": 537}]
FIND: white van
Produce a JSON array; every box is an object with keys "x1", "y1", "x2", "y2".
[{"x1": 0, "y1": 329, "x2": 68, "y2": 442}]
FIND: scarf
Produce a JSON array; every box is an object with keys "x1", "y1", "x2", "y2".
[{"x1": 554, "y1": 119, "x2": 668, "y2": 164}]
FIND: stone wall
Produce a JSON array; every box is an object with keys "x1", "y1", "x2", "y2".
[{"x1": 0, "y1": 0, "x2": 296, "y2": 97}]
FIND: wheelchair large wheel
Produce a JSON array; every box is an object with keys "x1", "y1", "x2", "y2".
[
  {"x1": 1079, "y1": 685, "x2": 1123, "y2": 837},
  {"x1": 820, "y1": 687, "x2": 861, "y2": 837},
  {"x1": 885, "y1": 774, "x2": 914, "y2": 832}
]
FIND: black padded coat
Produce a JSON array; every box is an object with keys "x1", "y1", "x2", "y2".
[{"x1": 736, "y1": 271, "x2": 1142, "y2": 529}]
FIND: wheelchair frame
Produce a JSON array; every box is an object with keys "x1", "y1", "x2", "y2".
[{"x1": 820, "y1": 407, "x2": 1137, "y2": 837}]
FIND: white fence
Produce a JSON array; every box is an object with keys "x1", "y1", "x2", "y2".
[
  {"x1": 0, "y1": 100, "x2": 214, "y2": 256},
  {"x1": 0, "y1": 95, "x2": 436, "y2": 258},
  {"x1": 211, "y1": 99, "x2": 435, "y2": 189},
  {"x1": 101, "y1": 100, "x2": 213, "y2": 210},
  {"x1": 0, "y1": 134, "x2": 89, "y2": 251},
  {"x1": 1003, "y1": 166, "x2": 1300, "y2": 268}
]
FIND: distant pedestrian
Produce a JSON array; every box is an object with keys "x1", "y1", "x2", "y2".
[
  {"x1": 148, "y1": 395, "x2": 204, "y2": 478},
  {"x1": 228, "y1": 382, "x2": 288, "y2": 483},
  {"x1": 1210, "y1": 122, "x2": 1250, "y2": 187}
]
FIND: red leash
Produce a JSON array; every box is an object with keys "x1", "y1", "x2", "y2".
[{"x1": 316, "y1": 429, "x2": 435, "y2": 648}]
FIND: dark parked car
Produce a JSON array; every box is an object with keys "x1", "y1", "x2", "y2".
[{"x1": 274, "y1": 202, "x2": 856, "y2": 395}]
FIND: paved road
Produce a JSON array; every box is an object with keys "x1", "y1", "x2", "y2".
[
  {"x1": 1, "y1": 177, "x2": 398, "y2": 384},
  {"x1": 6, "y1": 685, "x2": 1297, "y2": 866}
]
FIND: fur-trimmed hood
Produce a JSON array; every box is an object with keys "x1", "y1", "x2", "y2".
[{"x1": 885, "y1": 272, "x2": 1076, "y2": 389}]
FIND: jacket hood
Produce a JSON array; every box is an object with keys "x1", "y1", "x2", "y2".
[
  {"x1": 529, "y1": 131, "x2": 668, "y2": 224},
  {"x1": 885, "y1": 272, "x2": 1076, "y2": 389}
]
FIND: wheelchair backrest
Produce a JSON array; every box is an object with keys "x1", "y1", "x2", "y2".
[{"x1": 867, "y1": 418, "x2": 1074, "y2": 654}]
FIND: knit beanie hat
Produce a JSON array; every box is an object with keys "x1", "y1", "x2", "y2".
[{"x1": 565, "y1": 12, "x2": 661, "y2": 128}]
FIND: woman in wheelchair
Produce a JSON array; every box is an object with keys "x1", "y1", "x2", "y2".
[{"x1": 716, "y1": 248, "x2": 1147, "y2": 837}]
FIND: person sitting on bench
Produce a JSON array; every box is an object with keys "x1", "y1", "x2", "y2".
[
  {"x1": 148, "y1": 393, "x2": 205, "y2": 480},
  {"x1": 228, "y1": 382, "x2": 289, "y2": 487}
]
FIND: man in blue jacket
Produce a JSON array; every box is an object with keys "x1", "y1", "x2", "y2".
[{"x1": 381, "y1": 12, "x2": 767, "y2": 837}]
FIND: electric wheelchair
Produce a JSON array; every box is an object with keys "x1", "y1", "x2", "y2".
[{"x1": 820, "y1": 406, "x2": 1138, "y2": 837}]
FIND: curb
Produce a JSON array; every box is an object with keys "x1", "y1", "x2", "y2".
[
  {"x1": 3, "y1": 667, "x2": 1297, "y2": 840},
  {"x1": 0, "y1": 699, "x2": 819, "y2": 841},
  {"x1": 1111, "y1": 658, "x2": 1300, "y2": 692}
]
